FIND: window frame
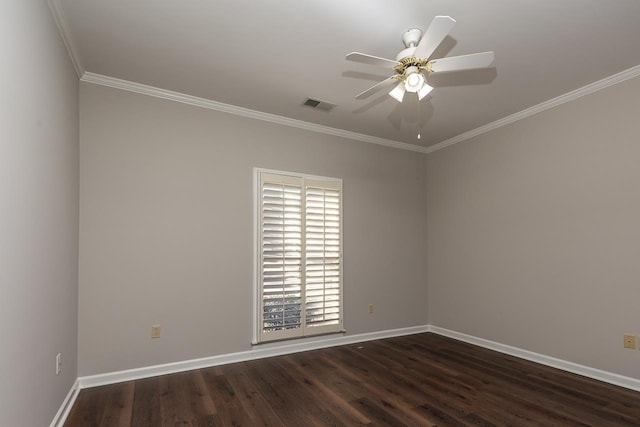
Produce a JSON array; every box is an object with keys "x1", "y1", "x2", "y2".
[{"x1": 252, "y1": 168, "x2": 343, "y2": 344}]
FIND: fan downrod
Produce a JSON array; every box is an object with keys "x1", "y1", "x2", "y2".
[{"x1": 397, "y1": 28, "x2": 424, "y2": 63}]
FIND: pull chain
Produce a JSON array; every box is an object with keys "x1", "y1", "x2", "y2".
[{"x1": 417, "y1": 96, "x2": 421, "y2": 140}]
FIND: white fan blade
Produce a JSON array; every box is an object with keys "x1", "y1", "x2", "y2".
[
  {"x1": 346, "y1": 52, "x2": 398, "y2": 69},
  {"x1": 428, "y1": 51, "x2": 495, "y2": 73},
  {"x1": 355, "y1": 76, "x2": 397, "y2": 99},
  {"x1": 389, "y1": 82, "x2": 406, "y2": 102},
  {"x1": 414, "y1": 16, "x2": 456, "y2": 60}
]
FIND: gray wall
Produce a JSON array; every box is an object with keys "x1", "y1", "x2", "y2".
[
  {"x1": 0, "y1": 1, "x2": 79, "y2": 425},
  {"x1": 78, "y1": 83, "x2": 428, "y2": 376},
  {"x1": 427, "y1": 75, "x2": 640, "y2": 379}
]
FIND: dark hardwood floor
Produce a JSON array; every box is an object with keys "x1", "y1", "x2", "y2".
[{"x1": 64, "y1": 333, "x2": 640, "y2": 426}]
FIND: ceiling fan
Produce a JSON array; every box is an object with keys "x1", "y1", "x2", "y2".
[{"x1": 346, "y1": 16, "x2": 494, "y2": 103}]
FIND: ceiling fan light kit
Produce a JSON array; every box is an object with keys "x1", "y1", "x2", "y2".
[
  {"x1": 404, "y1": 66, "x2": 424, "y2": 92},
  {"x1": 397, "y1": 66, "x2": 433, "y2": 101},
  {"x1": 389, "y1": 82, "x2": 406, "y2": 102},
  {"x1": 417, "y1": 82, "x2": 433, "y2": 100}
]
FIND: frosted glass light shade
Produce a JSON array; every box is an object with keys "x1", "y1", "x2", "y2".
[{"x1": 404, "y1": 71, "x2": 425, "y2": 93}]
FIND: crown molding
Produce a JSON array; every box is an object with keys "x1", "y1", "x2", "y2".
[
  {"x1": 80, "y1": 72, "x2": 429, "y2": 154},
  {"x1": 80, "y1": 56, "x2": 640, "y2": 156},
  {"x1": 82, "y1": 63, "x2": 640, "y2": 157},
  {"x1": 47, "y1": 0, "x2": 84, "y2": 77},
  {"x1": 425, "y1": 63, "x2": 640, "y2": 154}
]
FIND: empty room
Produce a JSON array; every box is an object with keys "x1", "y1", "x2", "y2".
[{"x1": 3, "y1": 1, "x2": 640, "y2": 426}]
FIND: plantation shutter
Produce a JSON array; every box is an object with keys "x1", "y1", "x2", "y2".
[
  {"x1": 304, "y1": 180, "x2": 342, "y2": 332},
  {"x1": 260, "y1": 173, "x2": 304, "y2": 341},
  {"x1": 258, "y1": 171, "x2": 342, "y2": 343}
]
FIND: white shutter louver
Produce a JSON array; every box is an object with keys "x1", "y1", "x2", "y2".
[{"x1": 258, "y1": 171, "x2": 342, "y2": 342}]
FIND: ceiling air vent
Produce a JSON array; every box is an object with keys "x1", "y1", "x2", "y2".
[{"x1": 302, "y1": 98, "x2": 336, "y2": 112}]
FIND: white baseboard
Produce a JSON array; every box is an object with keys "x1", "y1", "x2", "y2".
[
  {"x1": 49, "y1": 378, "x2": 80, "y2": 427},
  {"x1": 429, "y1": 326, "x2": 640, "y2": 392},
  {"x1": 71, "y1": 323, "x2": 640, "y2": 398},
  {"x1": 78, "y1": 325, "x2": 430, "y2": 389}
]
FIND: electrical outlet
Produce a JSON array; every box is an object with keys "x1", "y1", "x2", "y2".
[
  {"x1": 151, "y1": 324, "x2": 161, "y2": 339},
  {"x1": 623, "y1": 334, "x2": 636, "y2": 349},
  {"x1": 56, "y1": 353, "x2": 62, "y2": 375},
  {"x1": 368, "y1": 304, "x2": 374, "y2": 314}
]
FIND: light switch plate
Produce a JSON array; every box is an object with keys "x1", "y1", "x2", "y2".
[{"x1": 151, "y1": 325, "x2": 161, "y2": 339}]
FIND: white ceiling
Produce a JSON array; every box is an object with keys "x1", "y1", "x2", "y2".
[{"x1": 53, "y1": 0, "x2": 640, "y2": 149}]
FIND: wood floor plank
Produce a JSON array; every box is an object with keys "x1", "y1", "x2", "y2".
[
  {"x1": 339, "y1": 344, "x2": 483, "y2": 418},
  {"x1": 66, "y1": 385, "x2": 111, "y2": 426},
  {"x1": 199, "y1": 367, "x2": 251, "y2": 426},
  {"x1": 321, "y1": 348, "x2": 449, "y2": 424},
  {"x1": 349, "y1": 397, "x2": 409, "y2": 427},
  {"x1": 64, "y1": 333, "x2": 640, "y2": 427},
  {"x1": 223, "y1": 363, "x2": 286, "y2": 427},
  {"x1": 430, "y1": 340, "x2": 640, "y2": 426},
  {"x1": 158, "y1": 370, "x2": 217, "y2": 426},
  {"x1": 259, "y1": 355, "x2": 370, "y2": 426},
  {"x1": 130, "y1": 377, "x2": 161, "y2": 426},
  {"x1": 271, "y1": 354, "x2": 371, "y2": 425}
]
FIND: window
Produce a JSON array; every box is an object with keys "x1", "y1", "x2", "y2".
[{"x1": 255, "y1": 170, "x2": 342, "y2": 343}]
